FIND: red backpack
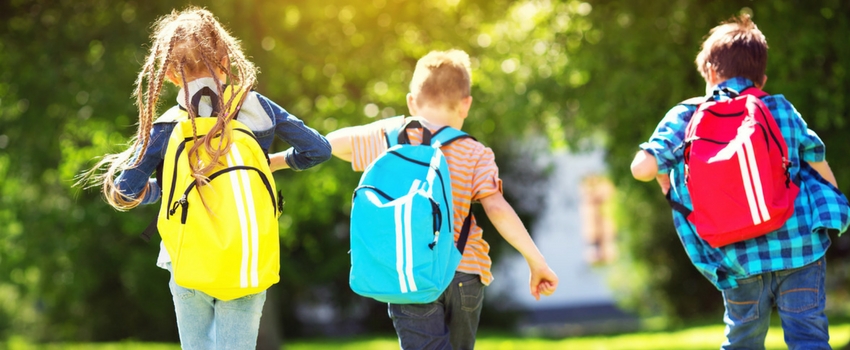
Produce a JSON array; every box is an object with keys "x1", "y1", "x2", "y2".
[{"x1": 676, "y1": 87, "x2": 799, "y2": 248}]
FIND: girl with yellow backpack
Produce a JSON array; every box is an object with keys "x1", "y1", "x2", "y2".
[{"x1": 79, "y1": 7, "x2": 330, "y2": 349}]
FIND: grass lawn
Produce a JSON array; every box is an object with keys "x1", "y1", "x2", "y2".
[{"x1": 6, "y1": 322, "x2": 850, "y2": 349}]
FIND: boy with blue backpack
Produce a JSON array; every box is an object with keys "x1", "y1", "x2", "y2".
[
  {"x1": 327, "y1": 49, "x2": 558, "y2": 349},
  {"x1": 630, "y1": 14, "x2": 849, "y2": 349}
]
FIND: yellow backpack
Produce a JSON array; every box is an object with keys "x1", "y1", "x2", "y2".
[{"x1": 157, "y1": 87, "x2": 282, "y2": 301}]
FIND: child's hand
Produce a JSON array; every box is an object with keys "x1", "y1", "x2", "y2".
[
  {"x1": 269, "y1": 152, "x2": 290, "y2": 172},
  {"x1": 656, "y1": 174, "x2": 670, "y2": 195},
  {"x1": 529, "y1": 265, "x2": 558, "y2": 301}
]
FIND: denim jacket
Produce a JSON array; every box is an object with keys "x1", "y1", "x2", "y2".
[{"x1": 115, "y1": 78, "x2": 332, "y2": 205}]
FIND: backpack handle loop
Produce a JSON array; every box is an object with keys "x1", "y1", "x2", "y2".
[
  {"x1": 385, "y1": 117, "x2": 473, "y2": 148},
  {"x1": 397, "y1": 120, "x2": 433, "y2": 145},
  {"x1": 190, "y1": 86, "x2": 222, "y2": 117}
]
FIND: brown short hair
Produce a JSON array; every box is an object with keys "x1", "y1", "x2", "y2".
[
  {"x1": 409, "y1": 50, "x2": 472, "y2": 110},
  {"x1": 695, "y1": 14, "x2": 767, "y2": 85}
]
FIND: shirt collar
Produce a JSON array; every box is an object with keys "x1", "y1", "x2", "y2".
[
  {"x1": 713, "y1": 77, "x2": 755, "y2": 95},
  {"x1": 175, "y1": 77, "x2": 221, "y2": 117}
]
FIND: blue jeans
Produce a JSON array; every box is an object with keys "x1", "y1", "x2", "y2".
[
  {"x1": 388, "y1": 272, "x2": 485, "y2": 350},
  {"x1": 721, "y1": 257, "x2": 829, "y2": 350},
  {"x1": 166, "y1": 263, "x2": 267, "y2": 350}
]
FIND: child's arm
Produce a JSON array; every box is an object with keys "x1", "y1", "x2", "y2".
[
  {"x1": 632, "y1": 103, "x2": 698, "y2": 194},
  {"x1": 258, "y1": 94, "x2": 332, "y2": 172},
  {"x1": 326, "y1": 117, "x2": 403, "y2": 164},
  {"x1": 325, "y1": 128, "x2": 356, "y2": 162},
  {"x1": 479, "y1": 192, "x2": 558, "y2": 300},
  {"x1": 630, "y1": 150, "x2": 670, "y2": 194},
  {"x1": 630, "y1": 150, "x2": 658, "y2": 181},
  {"x1": 784, "y1": 100, "x2": 837, "y2": 187},
  {"x1": 269, "y1": 154, "x2": 290, "y2": 171},
  {"x1": 809, "y1": 160, "x2": 838, "y2": 187}
]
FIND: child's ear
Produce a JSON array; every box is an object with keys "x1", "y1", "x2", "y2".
[
  {"x1": 165, "y1": 69, "x2": 181, "y2": 86},
  {"x1": 708, "y1": 66, "x2": 719, "y2": 86},
  {"x1": 458, "y1": 96, "x2": 473, "y2": 119},
  {"x1": 217, "y1": 56, "x2": 230, "y2": 82},
  {"x1": 406, "y1": 93, "x2": 418, "y2": 116}
]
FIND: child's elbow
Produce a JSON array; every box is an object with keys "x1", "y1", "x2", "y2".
[
  {"x1": 631, "y1": 165, "x2": 656, "y2": 182},
  {"x1": 326, "y1": 129, "x2": 354, "y2": 161},
  {"x1": 304, "y1": 148, "x2": 333, "y2": 169},
  {"x1": 317, "y1": 140, "x2": 333, "y2": 163},
  {"x1": 630, "y1": 151, "x2": 658, "y2": 182}
]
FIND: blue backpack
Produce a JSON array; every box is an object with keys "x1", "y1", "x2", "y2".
[{"x1": 349, "y1": 118, "x2": 473, "y2": 304}]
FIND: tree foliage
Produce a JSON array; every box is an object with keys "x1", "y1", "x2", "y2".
[{"x1": 1, "y1": 0, "x2": 849, "y2": 342}]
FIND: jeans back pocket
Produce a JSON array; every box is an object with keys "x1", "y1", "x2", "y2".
[
  {"x1": 723, "y1": 275, "x2": 762, "y2": 323},
  {"x1": 776, "y1": 259, "x2": 823, "y2": 313}
]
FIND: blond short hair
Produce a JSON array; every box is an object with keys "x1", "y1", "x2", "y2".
[{"x1": 409, "y1": 50, "x2": 472, "y2": 110}]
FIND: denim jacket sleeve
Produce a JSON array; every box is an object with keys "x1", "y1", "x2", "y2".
[
  {"x1": 255, "y1": 92, "x2": 331, "y2": 171},
  {"x1": 113, "y1": 123, "x2": 173, "y2": 205}
]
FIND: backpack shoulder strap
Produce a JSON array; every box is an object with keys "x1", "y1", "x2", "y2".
[
  {"x1": 383, "y1": 116, "x2": 409, "y2": 148},
  {"x1": 679, "y1": 85, "x2": 767, "y2": 107},
  {"x1": 386, "y1": 117, "x2": 476, "y2": 148},
  {"x1": 429, "y1": 125, "x2": 475, "y2": 252},
  {"x1": 455, "y1": 211, "x2": 473, "y2": 254},
  {"x1": 430, "y1": 126, "x2": 475, "y2": 147},
  {"x1": 153, "y1": 106, "x2": 186, "y2": 124},
  {"x1": 739, "y1": 86, "x2": 770, "y2": 99},
  {"x1": 221, "y1": 85, "x2": 248, "y2": 119}
]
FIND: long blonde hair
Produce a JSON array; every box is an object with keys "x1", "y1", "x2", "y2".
[{"x1": 79, "y1": 7, "x2": 258, "y2": 210}]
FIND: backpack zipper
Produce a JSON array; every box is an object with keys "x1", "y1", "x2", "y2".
[
  {"x1": 171, "y1": 165, "x2": 277, "y2": 225},
  {"x1": 165, "y1": 127, "x2": 267, "y2": 220}
]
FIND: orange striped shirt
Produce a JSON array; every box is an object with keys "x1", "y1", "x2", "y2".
[{"x1": 349, "y1": 116, "x2": 502, "y2": 285}]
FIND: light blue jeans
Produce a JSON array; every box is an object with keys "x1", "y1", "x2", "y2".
[
  {"x1": 388, "y1": 272, "x2": 485, "y2": 350},
  {"x1": 721, "y1": 257, "x2": 829, "y2": 350},
  {"x1": 166, "y1": 263, "x2": 267, "y2": 350}
]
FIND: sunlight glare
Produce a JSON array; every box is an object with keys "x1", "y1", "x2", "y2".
[
  {"x1": 261, "y1": 36, "x2": 275, "y2": 51},
  {"x1": 501, "y1": 59, "x2": 517, "y2": 74},
  {"x1": 364, "y1": 103, "x2": 379, "y2": 118},
  {"x1": 477, "y1": 33, "x2": 492, "y2": 48}
]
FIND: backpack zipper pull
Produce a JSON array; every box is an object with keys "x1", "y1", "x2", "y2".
[
  {"x1": 429, "y1": 231, "x2": 439, "y2": 250},
  {"x1": 169, "y1": 196, "x2": 188, "y2": 220},
  {"x1": 178, "y1": 196, "x2": 189, "y2": 224},
  {"x1": 429, "y1": 199, "x2": 441, "y2": 250},
  {"x1": 169, "y1": 198, "x2": 182, "y2": 216}
]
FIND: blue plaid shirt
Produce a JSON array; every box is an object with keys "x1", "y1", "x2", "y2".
[{"x1": 641, "y1": 77, "x2": 850, "y2": 290}]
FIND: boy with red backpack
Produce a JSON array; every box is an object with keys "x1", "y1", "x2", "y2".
[{"x1": 630, "y1": 14, "x2": 849, "y2": 349}]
